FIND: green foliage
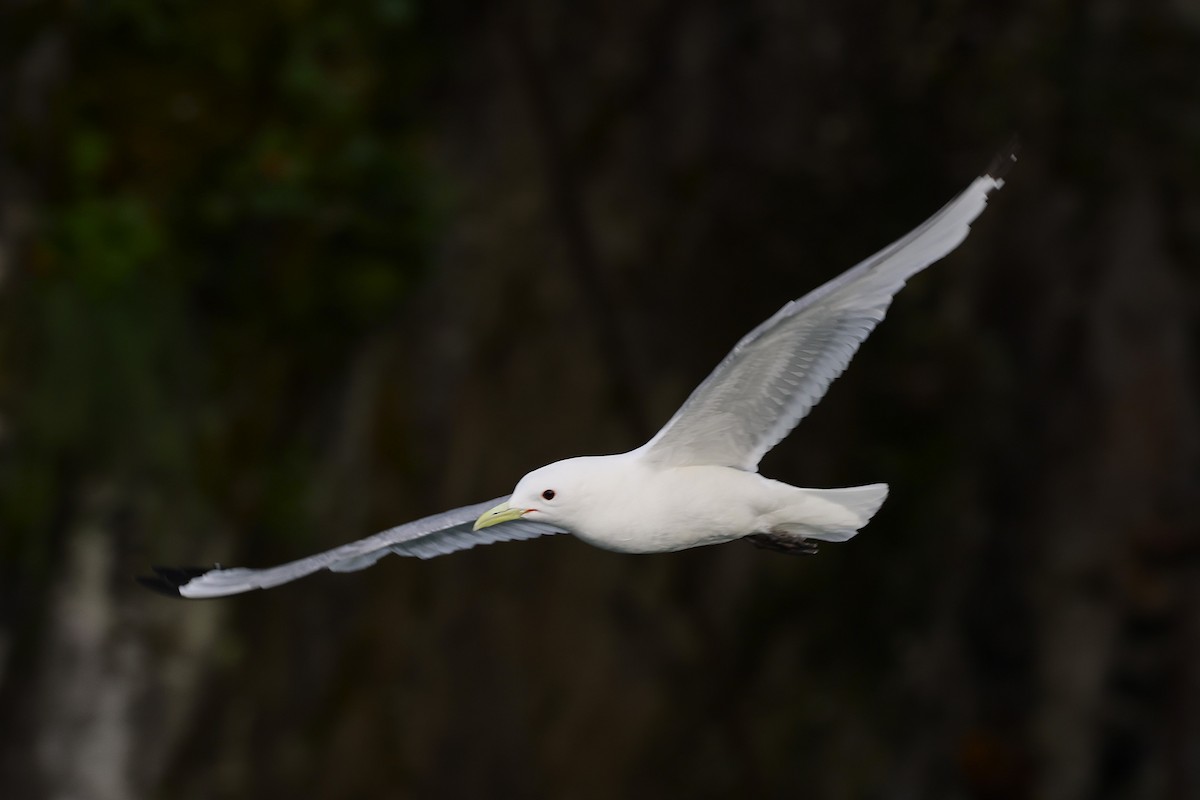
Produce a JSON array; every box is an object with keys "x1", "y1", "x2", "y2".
[{"x1": 0, "y1": 0, "x2": 444, "y2": 563}]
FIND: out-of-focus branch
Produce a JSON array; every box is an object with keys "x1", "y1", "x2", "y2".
[{"x1": 499, "y1": 6, "x2": 652, "y2": 442}]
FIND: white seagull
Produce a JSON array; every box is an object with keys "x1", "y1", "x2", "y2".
[{"x1": 142, "y1": 157, "x2": 1011, "y2": 599}]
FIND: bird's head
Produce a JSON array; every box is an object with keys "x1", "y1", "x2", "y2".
[{"x1": 473, "y1": 456, "x2": 615, "y2": 533}]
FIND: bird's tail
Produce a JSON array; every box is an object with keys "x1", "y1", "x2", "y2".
[{"x1": 765, "y1": 483, "x2": 889, "y2": 543}]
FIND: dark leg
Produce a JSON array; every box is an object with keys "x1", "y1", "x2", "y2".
[{"x1": 744, "y1": 533, "x2": 819, "y2": 556}]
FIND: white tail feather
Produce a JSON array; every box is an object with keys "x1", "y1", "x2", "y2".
[{"x1": 766, "y1": 483, "x2": 889, "y2": 543}]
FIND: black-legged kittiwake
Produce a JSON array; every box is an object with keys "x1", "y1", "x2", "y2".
[{"x1": 141, "y1": 153, "x2": 1014, "y2": 599}]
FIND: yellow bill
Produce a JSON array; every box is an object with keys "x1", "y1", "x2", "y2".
[{"x1": 473, "y1": 500, "x2": 527, "y2": 531}]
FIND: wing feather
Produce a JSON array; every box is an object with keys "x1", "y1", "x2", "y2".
[
  {"x1": 138, "y1": 497, "x2": 565, "y2": 599},
  {"x1": 638, "y1": 169, "x2": 1008, "y2": 470}
]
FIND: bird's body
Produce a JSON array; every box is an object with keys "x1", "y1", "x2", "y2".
[
  {"x1": 497, "y1": 455, "x2": 886, "y2": 554},
  {"x1": 140, "y1": 155, "x2": 1013, "y2": 599},
  {"x1": 525, "y1": 457, "x2": 754, "y2": 553}
]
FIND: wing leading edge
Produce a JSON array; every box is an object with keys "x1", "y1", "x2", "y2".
[
  {"x1": 138, "y1": 497, "x2": 565, "y2": 598},
  {"x1": 638, "y1": 160, "x2": 1012, "y2": 471}
]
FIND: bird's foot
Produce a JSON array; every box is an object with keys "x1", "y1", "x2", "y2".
[{"x1": 745, "y1": 533, "x2": 819, "y2": 556}]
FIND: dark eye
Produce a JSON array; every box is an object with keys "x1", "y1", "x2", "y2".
[{"x1": 542, "y1": 489, "x2": 556, "y2": 501}]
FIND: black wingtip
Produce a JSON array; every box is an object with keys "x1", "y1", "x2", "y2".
[
  {"x1": 987, "y1": 136, "x2": 1020, "y2": 182},
  {"x1": 136, "y1": 574, "x2": 183, "y2": 597},
  {"x1": 136, "y1": 565, "x2": 211, "y2": 598}
]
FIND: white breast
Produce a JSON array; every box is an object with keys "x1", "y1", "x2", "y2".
[{"x1": 567, "y1": 463, "x2": 779, "y2": 554}]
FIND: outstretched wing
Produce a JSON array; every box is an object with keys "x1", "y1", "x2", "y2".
[
  {"x1": 138, "y1": 497, "x2": 564, "y2": 599},
  {"x1": 638, "y1": 162, "x2": 1011, "y2": 471}
]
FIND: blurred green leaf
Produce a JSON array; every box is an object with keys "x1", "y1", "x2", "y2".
[{"x1": 0, "y1": 0, "x2": 443, "y2": 565}]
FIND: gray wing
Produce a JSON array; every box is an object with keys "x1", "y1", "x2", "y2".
[
  {"x1": 139, "y1": 497, "x2": 564, "y2": 599},
  {"x1": 638, "y1": 168, "x2": 1009, "y2": 471}
]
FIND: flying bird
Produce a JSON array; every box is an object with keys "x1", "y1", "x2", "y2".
[{"x1": 141, "y1": 157, "x2": 1012, "y2": 598}]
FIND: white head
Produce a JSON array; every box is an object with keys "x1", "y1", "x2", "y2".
[{"x1": 472, "y1": 456, "x2": 618, "y2": 533}]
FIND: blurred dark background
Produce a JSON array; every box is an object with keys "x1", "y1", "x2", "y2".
[{"x1": 1, "y1": 1, "x2": 1198, "y2": 798}]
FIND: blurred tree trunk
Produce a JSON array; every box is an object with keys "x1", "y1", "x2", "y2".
[
  {"x1": 0, "y1": 13, "x2": 223, "y2": 800},
  {"x1": 1026, "y1": 171, "x2": 1200, "y2": 800}
]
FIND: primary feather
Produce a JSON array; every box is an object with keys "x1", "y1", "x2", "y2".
[
  {"x1": 138, "y1": 499, "x2": 564, "y2": 598},
  {"x1": 636, "y1": 174, "x2": 1004, "y2": 470}
]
